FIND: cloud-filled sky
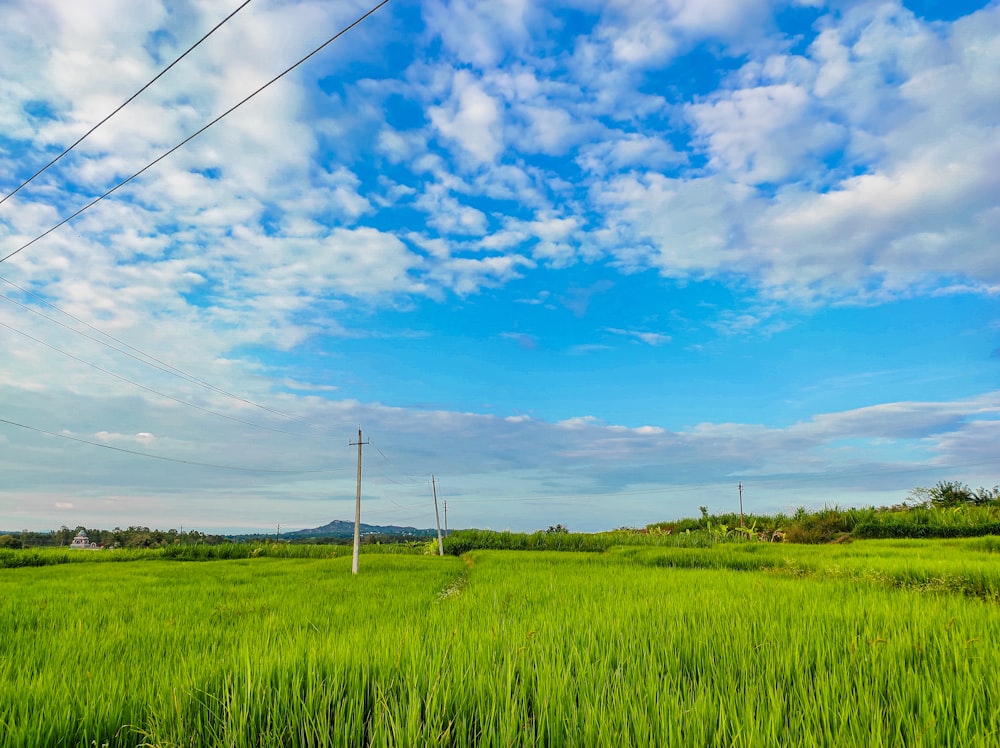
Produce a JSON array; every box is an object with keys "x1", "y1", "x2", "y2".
[{"x1": 1, "y1": 0, "x2": 997, "y2": 533}]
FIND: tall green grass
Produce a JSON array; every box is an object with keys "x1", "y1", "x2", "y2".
[
  {"x1": 650, "y1": 501, "x2": 1000, "y2": 543},
  {"x1": 0, "y1": 541, "x2": 434, "y2": 569},
  {"x1": 615, "y1": 536, "x2": 1000, "y2": 600},
  {"x1": 0, "y1": 555, "x2": 463, "y2": 747},
  {"x1": 441, "y1": 527, "x2": 718, "y2": 555},
  {"x1": 854, "y1": 503, "x2": 1000, "y2": 538},
  {"x1": 2, "y1": 544, "x2": 999, "y2": 746}
]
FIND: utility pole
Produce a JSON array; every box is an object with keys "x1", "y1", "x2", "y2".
[
  {"x1": 443, "y1": 499, "x2": 448, "y2": 537},
  {"x1": 738, "y1": 481, "x2": 745, "y2": 527},
  {"x1": 350, "y1": 429, "x2": 369, "y2": 574},
  {"x1": 432, "y1": 474, "x2": 444, "y2": 556}
]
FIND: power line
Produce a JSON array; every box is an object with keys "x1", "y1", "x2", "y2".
[
  {"x1": 0, "y1": 0, "x2": 255, "y2": 206},
  {"x1": 368, "y1": 437, "x2": 424, "y2": 484},
  {"x1": 0, "y1": 0, "x2": 392, "y2": 265},
  {"x1": 367, "y1": 469, "x2": 417, "y2": 488},
  {"x1": 0, "y1": 278, "x2": 333, "y2": 433},
  {"x1": 0, "y1": 318, "x2": 313, "y2": 437},
  {"x1": 0, "y1": 416, "x2": 331, "y2": 473},
  {"x1": 374, "y1": 510, "x2": 433, "y2": 526},
  {"x1": 380, "y1": 496, "x2": 429, "y2": 511}
]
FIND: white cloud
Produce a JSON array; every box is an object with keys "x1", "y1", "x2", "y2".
[
  {"x1": 688, "y1": 83, "x2": 846, "y2": 184},
  {"x1": 313, "y1": 167, "x2": 372, "y2": 223},
  {"x1": 556, "y1": 416, "x2": 601, "y2": 430},
  {"x1": 593, "y1": 172, "x2": 754, "y2": 275},
  {"x1": 428, "y1": 254, "x2": 534, "y2": 296},
  {"x1": 422, "y1": 0, "x2": 534, "y2": 68},
  {"x1": 934, "y1": 419, "x2": 1000, "y2": 468},
  {"x1": 526, "y1": 215, "x2": 580, "y2": 242},
  {"x1": 429, "y1": 70, "x2": 503, "y2": 164},
  {"x1": 225, "y1": 226, "x2": 425, "y2": 299},
  {"x1": 480, "y1": 228, "x2": 530, "y2": 251},
  {"x1": 634, "y1": 425, "x2": 666, "y2": 435},
  {"x1": 588, "y1": 2, "x2": 1000, "y2": 302},
  {"x1": 532, "y1": 241, "x2": 577, "y2": 267},
  {"x1": 516, "y1": 104, "x2": 587, "y2": 155},
  {"x1": 415, "y1": 191, "x2": 489, "y2": 236},
  {"x1": 754, "y1": 137, "x2": 1000, "y2": 299},
  {"x1": 593, "y1": 0, "x2": 776, "y2": 68},
  {"x1": 707, "y1": 307, "x2": 790, "y2": 337},
  {"x1": 376, "y1": 127, "x2": 425, "y2": 163},
  {"x1": 604, "y1": 327, "x2": 672, "y2": 346},
  {"x1": 577, "y1": 133, "x2": 686, "y2": 175}
]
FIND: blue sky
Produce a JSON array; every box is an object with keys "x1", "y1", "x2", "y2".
[{"x1": 0, "y1": 0, "x2": 997, "y2": 533}]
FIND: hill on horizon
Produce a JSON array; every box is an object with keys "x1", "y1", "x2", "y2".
[{"x1": 283, "y1": 520, "x2": 438, "y2": 539}]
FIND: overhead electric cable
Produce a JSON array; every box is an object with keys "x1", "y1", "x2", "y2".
[
  {"x1": 0, "y1": 0, "x2": 255, "y2": 206},
  {"x1": 0, "y1": 319, "x2": 311, "y2": 437},
  {"x1": 367, "y1": 464, "x2": 426, "y2": 489},
  {"x1": 0, "y1": 0, "x2": 392, "y2": 265},
  {"x1": 0, "y1": 286, "x2": 252, "y2": 401},
  {"x1": 0, "y1": 416, "x2": 330, "y2": 473},
  {"x1": 378, "y1": 495, "x2": 429, "y2": 511},
  {"x1": 375, "y1": 509, "x2": 432, "y2": 525},
  {"x1": 368, "y1": 470, "x2": 414, "y2": 488},
  {"x1": 0, "y1": 279, "x2": 332, "y2": 432},
  {"x1": 368, "y1": 437, "x2": 423, "y2": 484}
]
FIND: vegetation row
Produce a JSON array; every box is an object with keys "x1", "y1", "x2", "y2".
[{"x1": 3, "y1": 481, "x2": 997, "y2": 567}]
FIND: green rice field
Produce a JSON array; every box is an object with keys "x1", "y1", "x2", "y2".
[{"x1": 2, "y1": 539, "x2": 999, "y2": 746}]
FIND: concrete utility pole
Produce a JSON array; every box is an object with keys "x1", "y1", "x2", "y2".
[
  {"x1": 443, "y1": 499, "x2": 448, "y2": 537},
  {"x1": 350, "y1": 429, "x2": 369, "y2": 574},
  {"x1": 739, "y1": 482, "x2": 745, "y2": 527},
  {"x1": 432, "y1": 474, "x2": 444, "y2": 556}
]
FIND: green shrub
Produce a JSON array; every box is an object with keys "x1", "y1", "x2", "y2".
[{"x1": 854, "y1": 522, "x2": 1000, "y2": 539}]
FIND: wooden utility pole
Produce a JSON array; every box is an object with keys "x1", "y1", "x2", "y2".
[
  {"x1": 432, "y1": 474, "x2": 444, "y2": 556},
  {"x1": 738, "y1": 482, "x2": 745, "y2": 527},
  {"x1": 350, "y1": 429, "x2": 369, "y2": 574}
]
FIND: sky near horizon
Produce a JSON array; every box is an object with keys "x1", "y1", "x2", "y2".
[{"x1": 0, "y1": 0, "x2": 997, "y2": 533}]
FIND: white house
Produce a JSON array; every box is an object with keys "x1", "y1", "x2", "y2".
[{"x1": 69, "y1": 530, "x2": 98, "y2": 550}]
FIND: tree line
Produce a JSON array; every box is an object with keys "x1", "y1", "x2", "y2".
[{"x1": 0, "y1": 526, "x2": 230, "y2": 549}]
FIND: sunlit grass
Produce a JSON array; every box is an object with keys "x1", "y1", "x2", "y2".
[
  {"x1": 616, "y1": 536, "x2": 1000, "y2": 600},
  {"x1": 1, "y1": 541, "x2": 998, "y2": 746},
  {"x1": 0, "y1": 540, "x2": 429, "y2": 569}
]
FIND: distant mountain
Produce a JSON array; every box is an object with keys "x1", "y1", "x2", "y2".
[{"x1": 283, "y1": 520, "x2": 437, "y2": 539}]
